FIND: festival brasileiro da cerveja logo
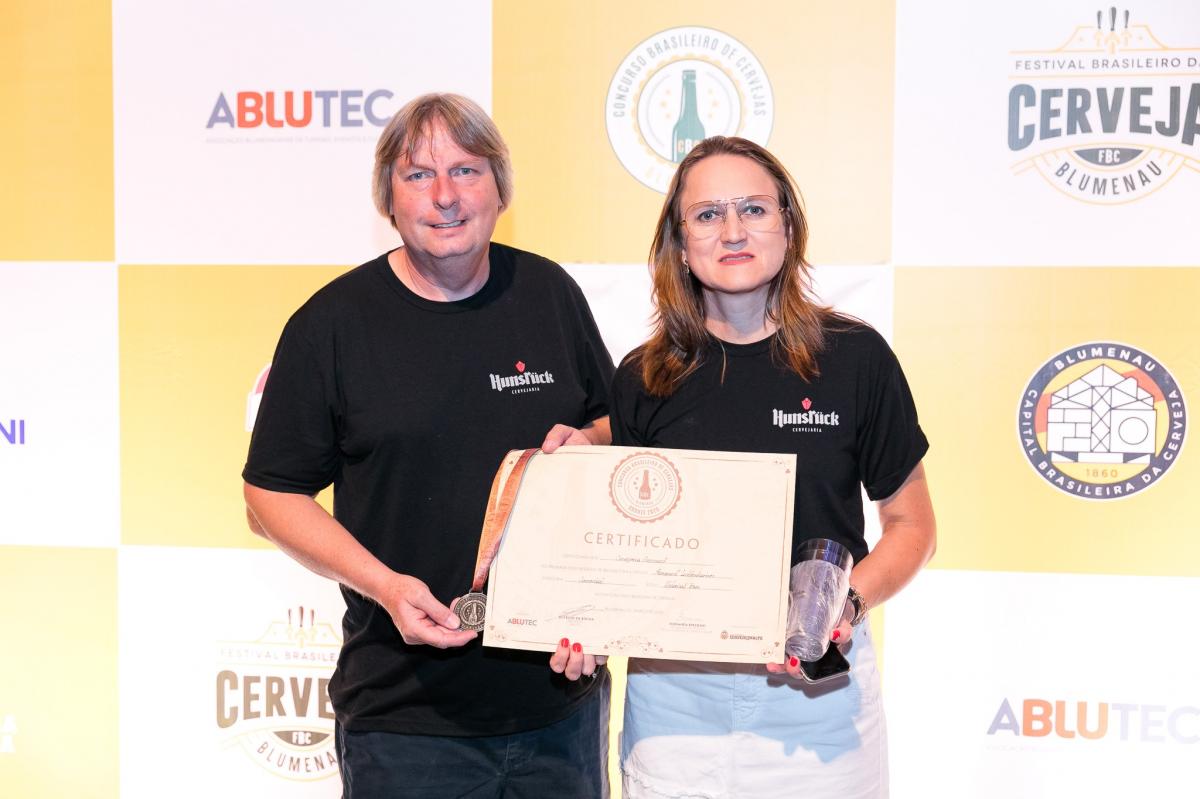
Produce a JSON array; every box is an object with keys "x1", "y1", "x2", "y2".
[{"x1": 1007, "y1": 7, "x2": 1200, "y2": 204}]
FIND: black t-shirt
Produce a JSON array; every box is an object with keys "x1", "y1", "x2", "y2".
[
  {"x1": 243, "y1": 243, "x2": 614, "y2": 736},
  {"x1": 610, "y1": 325, "x2": 927, "y2": 565}
]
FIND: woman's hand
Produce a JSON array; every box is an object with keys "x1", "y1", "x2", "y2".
[
  {"x1": 765, "y1": 619, "x2": 850, "y2": 679},
  {"x1": 765, "y1": 654, "x2": 809, "y2": 679},
  {"x1": 549, "y1": 638, "x2": 607, "y2": 680}
]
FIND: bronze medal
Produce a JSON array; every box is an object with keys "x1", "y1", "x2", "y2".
[{"x1": 455, "y1": 592, "x2": 488, "y2": 632}]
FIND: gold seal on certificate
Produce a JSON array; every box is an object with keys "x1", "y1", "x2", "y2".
[
  {"x1": 481, "y1": 446, "x2": 796, "y2": 663},
  {"x1": 454, "y1": 592, "x2": 488, "y2": 632}
]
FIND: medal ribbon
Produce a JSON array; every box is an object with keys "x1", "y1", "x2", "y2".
[{"x1": 469, "y1": 448, "x2": 539, "y2": 593}]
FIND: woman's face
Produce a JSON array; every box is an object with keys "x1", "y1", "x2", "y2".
[{"x1": 678, "y1": 154, "x2": 788, "y2": 302}]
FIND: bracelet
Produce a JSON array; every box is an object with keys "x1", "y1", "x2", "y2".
[{"x1": 847, "y1": 585, "x2": 868, "y2": 627}]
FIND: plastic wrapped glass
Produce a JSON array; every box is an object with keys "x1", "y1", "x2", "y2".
[{"x1": 785, "y1": 538, "x2": 853, "y2": 662}]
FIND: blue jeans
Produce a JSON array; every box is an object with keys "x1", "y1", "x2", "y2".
[{"x1": 336, "y1": 669, "x2": 610, "y2": 798}]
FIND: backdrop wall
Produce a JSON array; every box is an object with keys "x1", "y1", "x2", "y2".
[{"x1": 2, "y1": 1, "x2": 1196, "y2": 796}]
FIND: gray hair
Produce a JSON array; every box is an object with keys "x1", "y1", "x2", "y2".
[{"x1": 372, "y1": 93, "x2": 513, "y2": 229}]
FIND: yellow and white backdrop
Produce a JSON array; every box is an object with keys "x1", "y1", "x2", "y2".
[{"x1": 2, "y1": 0, "x2": 1196, "y2": 795}]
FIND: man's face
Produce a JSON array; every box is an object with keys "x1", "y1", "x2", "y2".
[{"x1": 389, "y1": 121, "x2": 501, "y2": 267}]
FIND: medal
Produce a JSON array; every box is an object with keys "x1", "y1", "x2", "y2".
[
  {"x1": 454, "y1": 592, "x2": 488, "y2": 632},
  {"x1": 456, "y1": 448, "x2": 539, "y2": 633}
]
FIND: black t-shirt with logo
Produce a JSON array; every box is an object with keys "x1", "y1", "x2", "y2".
[
  {"x1": 243, "y1": 243, "x2": 614, "y2": 736},
  {"x1": 610, "y1": 326, "x2": 928, "y2": 565}
]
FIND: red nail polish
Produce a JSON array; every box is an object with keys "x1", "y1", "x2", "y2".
[
  {"x1": 560, "y1": 638, "x2": 569, "y2": 648},
  {"x1": 789, "y1": 657, "x2": 798, "y2": 667},
  {"x1": 831, "y1": 630, "x2": 841, "y2": 641},
  {"x1": 572, "y1": 642, "x2": 582, "y2": 653}
]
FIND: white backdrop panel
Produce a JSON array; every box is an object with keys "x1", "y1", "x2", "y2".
[
  {"x1": 894, "y1": 0, "x2": 1200, "y2": 266},
  {"x1": 810, "y1": 263, "x2": 895, "y2": 341},
  {"x1": 0, "y1": 263, "x2": 119, "y2": 547},
  {"x1": 113, "y1": 0, "x2": 492, "y2": 265},
  {"x1": 886, "y1": 569, "x2": 1200, "y2": 798},
  {"x1": 562, "y1": 263, "x2": 654, "y2": 366}
]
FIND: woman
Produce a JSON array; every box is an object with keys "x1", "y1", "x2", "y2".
[{"x1": 610, "y1": 136, "x2": 936, "y2": 798}]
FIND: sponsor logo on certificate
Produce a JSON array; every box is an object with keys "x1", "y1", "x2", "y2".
[{"x1": 609, "y1": 451, "x2": 683, "y2": 522}]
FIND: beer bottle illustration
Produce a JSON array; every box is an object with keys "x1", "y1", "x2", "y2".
[
  {"x1": 639, "y1": 469, "x2": 653, "y2": 500},
  {"x1": 672, "y1": 69, "x2": 705, "y2": 163}
]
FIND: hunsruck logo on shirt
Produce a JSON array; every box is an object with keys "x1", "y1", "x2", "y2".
[
  {"x1": 489, "y1": 360, "x2": 555, "y2": 394},
  {"x1": 773, "y1": 398, "x2": 840, "y2": 431}
]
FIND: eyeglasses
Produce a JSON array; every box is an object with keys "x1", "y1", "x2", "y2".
[{"x1": 681, "y1": 195, "x2": 785, "y2": 238}]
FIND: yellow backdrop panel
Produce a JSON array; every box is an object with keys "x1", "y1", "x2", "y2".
[
  {"x1": 120, "y1": 265, "x2": 345, "y2": 548},
  {"x1": 0, "y1": 546, "x2": 117, "y2": 797},
  {"x1": 895, "y1": 267, "x2": 1197, "y2": 577},
  {"x1": 0, "y1": 0, "x2": 113, "y2": 261},
  {"x1": 493, "y1": 0, "x2": 893, "y2": 265}
]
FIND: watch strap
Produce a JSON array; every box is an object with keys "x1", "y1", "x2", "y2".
[{"x1": 847, "y1": 585, "x2": 868, "y2": 627}]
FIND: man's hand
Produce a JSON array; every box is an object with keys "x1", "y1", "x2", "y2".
[
  {"x1": 541, "y1": 424, "x2": 593, "y2": 453},
  {"x1": 382, "y1": 574, "x2": 477, "y2": 649},
  {"x1": 541, "y1": 416, "x2": 611, "y2": 453}
]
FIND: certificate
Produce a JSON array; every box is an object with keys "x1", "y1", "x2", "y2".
[{"x1": 481, "y1": 445, "x2": 795, "y2": 663}]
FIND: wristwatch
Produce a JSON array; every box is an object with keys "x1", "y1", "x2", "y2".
[{"x1": 846, "y1": 585, "x2": 868, "y2": 627}]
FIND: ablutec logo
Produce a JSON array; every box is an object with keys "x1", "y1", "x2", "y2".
[
  {"x1": 1008, "y1": 8, "x2": 1200, "y2": 204},
  {"x1": 206, "y1": 89, "x2": 396, "y2": 141},
  {"x1": 988, "y1": 697, "x2": 1199, "y2": 744}
]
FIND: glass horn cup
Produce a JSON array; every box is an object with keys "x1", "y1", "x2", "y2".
[{"x1": 785, "y1": 538, "x2": 854, "y2": 662}]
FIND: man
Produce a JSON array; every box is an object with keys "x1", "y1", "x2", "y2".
[{"x1": 243, "y1": 93, "x2": 613, "y2": 797}]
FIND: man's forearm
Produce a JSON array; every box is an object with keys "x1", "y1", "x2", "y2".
[{"x1": 244, "y1": 483, "x2": 397, "y2": 605}]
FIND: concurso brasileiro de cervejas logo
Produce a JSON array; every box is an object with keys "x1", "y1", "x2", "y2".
[{"x1": 606, "y1": 26, "x2": 774, "y2": 192}]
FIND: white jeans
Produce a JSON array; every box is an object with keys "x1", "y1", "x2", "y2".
[{"x1": 621, "y1": 623, "x2": 888, "y2": 799}]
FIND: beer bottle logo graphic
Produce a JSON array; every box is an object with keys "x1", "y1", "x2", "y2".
[
  {"x1": 605, "y1": 27, "x2": 774, "y2": 192},
  {"x1": 610, "y1": 452, "x2": 683, "y2": 523},
  {"x1": 638, "y1": 468, "x2": 653, "y2": 500},
  {"x1": 672, "y1": 69, "x2": 705, "y2": 163}
]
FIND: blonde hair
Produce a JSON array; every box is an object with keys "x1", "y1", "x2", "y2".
[
  {"x1": 635, "y1": 136, "x2": 843, "y2": 396},
  {"x1": 372, "y1": 93, "x2": 513, "y2": 229}
]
